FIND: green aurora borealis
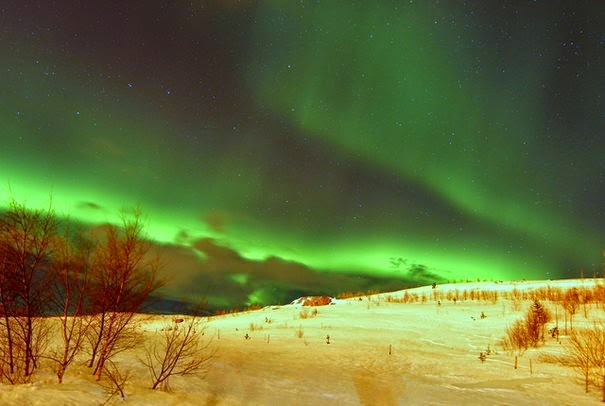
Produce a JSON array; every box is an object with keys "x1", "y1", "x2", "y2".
[{"x1": 1, "y1": 1, "x2": 604, "y2": 308}]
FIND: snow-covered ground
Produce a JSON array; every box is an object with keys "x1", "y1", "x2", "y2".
[{"x1": 1, "y1": 278, "x2": 604, "y2": 405}]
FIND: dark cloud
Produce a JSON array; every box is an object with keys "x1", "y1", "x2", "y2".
[
  {"x1": 174, "y1": 229, "x2": 191, "y2": 244},
  {"x1": 66, "y1": 221, "x2": 444, "y2": 311},
  {"x1": 201, "y1": 210, "x2": 240, "y2": 234},
  {"x1": 193, "y1": 238, "x2": 243, "y2": 261},
  {"x1": 389, "y1": 258, "x2": 444, "y2": 284},
  {"x1": 77, "y1": 201, "x2": 104, "y2": 210},
  {"x1": 164, "y1": 238, "x2": 438, "y2": 308},
  {"x1": 407, "y1": 264, "x2": 443, "y2": 284}
]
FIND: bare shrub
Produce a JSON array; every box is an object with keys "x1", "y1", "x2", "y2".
[
  {"x1": 502, "y1": 300, "x2": 551, "y2": 354},
  {"x1": 510, "y1": 288, "x2": 523, "y2": 311},
  {"x1": 99, "y1": 360, "x2": 131, "y2": 404},
  {"x1": 337, "y1": 289, "x2": 380, "y2": 300},
  {"x1": 479, "y1": 289, "x2": 497, "y2": 303},
  {"x1": 299, "y1": 308, "x2": 318, "y2": 319},
  {"x1": 248, "y1": 323, "x2": 262, "y2": 331},
  {"x1": 502, "y1": 319, "x2": 529, "y2": 354},
  {"x1": 142, "y1": 316, "x2": 215, "y2": 391},
  {"x1": 593, "y1": 282, "x2": 605, "y2": 307},
  {"x1": 561, "y1": 323, "x2": 605, "y2": 401}
]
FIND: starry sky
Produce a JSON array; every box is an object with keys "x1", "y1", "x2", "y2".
[{"x1": 1, "y1": 1, "x2": 604, "y2": 309}]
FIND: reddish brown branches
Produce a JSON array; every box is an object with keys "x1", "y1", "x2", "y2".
[
  {"x1": 86, "y1": 209, "x2": 163, "y2": 381},
  {"x1": 142, "y1": 316, "x2": 215, "y2": 391},
  {"x1": 48, "y1": 227, "x2": 93, "y2": 383},
  {"x1": 0, "y1": 200, "x2": 56, "y2": 382}
]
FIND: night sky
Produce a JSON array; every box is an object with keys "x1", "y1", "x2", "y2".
[{"x1": 1, "y1": 1, "x2": 605, "y2": 309}]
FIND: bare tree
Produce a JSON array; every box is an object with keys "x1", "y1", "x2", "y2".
[
  {"x1": 142, "y1": 315, "x2": 215, "y2": 391},
  {"x1": 563, "y1": 288, "x2": 579, "y2": 333},
  {"x1": 87, "y1": 209, "x2": 163, "y2": 381},
  {"x1": 563, "y1": 323, "x2": 605, "y2": 401},
  {"x1": 526, "y1": 299, "x2": 551, "y2": 347},
  {"x1": 564, "y1": 327, "x2": 597, "y2": 393},
  {"x1": 0, "y1": 239, "x2": 16, "y2": 378},
  {"x1": 48, "y1": 227, "x2": 93, "y2": 383},
  {"x1": 586, "y1": 323, "x2": 605, "y2": 402},
  {"x1": 0, "y1": 200, "x2": 57, "y2": 380}
]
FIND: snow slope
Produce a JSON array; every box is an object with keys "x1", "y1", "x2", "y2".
[{"x1": 0, "y1": 278, "x2": 603, "y2": 405}]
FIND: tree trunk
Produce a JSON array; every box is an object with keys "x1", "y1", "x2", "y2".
[
  {"x1": 24, "y1": 317, "x2": 33, "y2": 376},
  {"x1": 3, "y1": 313, "x2": 14, "y2": 374},
  {"x1": 88, "y1": 313, "x2": 106, "y2": 368},
  {"x1": 57, "y1": 364, "x2": 66, "y2": 384},
  {"x1": 94, "y1": 355, "x2": 105, "y2": 381}
]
